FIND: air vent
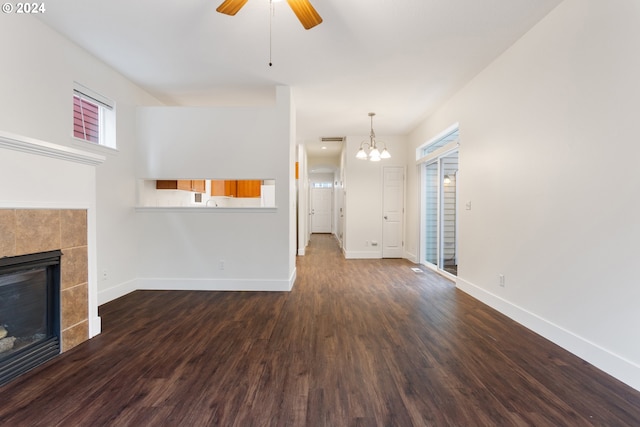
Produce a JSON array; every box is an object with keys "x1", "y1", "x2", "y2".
[{"x1": 321, "y1": 137, "x2": 344, "y2": 142}]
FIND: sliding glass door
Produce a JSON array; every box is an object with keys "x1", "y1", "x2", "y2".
[
  {"x1": 424, "y1": 162, "x2": 439, "y2": 267},
  {"x1": 420, "y1": 128, "x2": 459, "y2": 277},
  {"x1": 440, "y1": 152, "x2": 458, "y2": 275}
]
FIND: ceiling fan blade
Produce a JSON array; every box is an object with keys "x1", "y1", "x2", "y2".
[
  {"x1": 286, "y1": 0, "x2": 323, "y2": 30},
  {"x1": 216, "y1": 0, "x2": 249, "y2": 16}
]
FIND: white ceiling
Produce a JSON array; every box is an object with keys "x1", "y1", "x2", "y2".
[{"x1": 38, "y1": 0, "x2": 561, "y2": 157}]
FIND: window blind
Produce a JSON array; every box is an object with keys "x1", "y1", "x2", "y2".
[{"x1": 73, "y1": 94, "x2": 100, "y2": 143}]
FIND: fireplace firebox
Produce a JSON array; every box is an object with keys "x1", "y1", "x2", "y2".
[{"x1": 0, "y1": 250, "x2": 62, "y2": 387}]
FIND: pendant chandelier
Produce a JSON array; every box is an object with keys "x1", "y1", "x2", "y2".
[{"x1": 355, "y1": 112, "x2": 390, "y2": 161}]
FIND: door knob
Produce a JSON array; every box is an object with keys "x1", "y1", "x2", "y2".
[{"x1": 384, "y1": 216, "x2": 388, "y2": 220}]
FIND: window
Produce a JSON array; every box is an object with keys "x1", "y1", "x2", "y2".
[
  {"x1": 311, "y1": 182, "x2": 333, "y2": 188},
  {"x1": 420, "y1": 128, "x2": 459, "y2": 157},
  {"x1": 73, "y1": 83, "x2": 116, "y2": 149}
]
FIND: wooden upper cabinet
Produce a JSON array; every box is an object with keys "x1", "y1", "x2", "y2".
[
  {"x1": 177, "y1": 180, "x2": 192, "y2": 191},
  {"x1": 210, "y1": 180, "x2": 261, "y2": 197},
  {"x1": 191, "y1": 180, "x2": 206, "y2": 193},
  {"x1": 156, "y1": 180, "x2": 206, "y2": 193},
  {"x1": 210, "y1": 180, "x2": 237, "y2": 197},
  {"x1": 236, "y1": 180, "x2": 261, "y2": 197}
]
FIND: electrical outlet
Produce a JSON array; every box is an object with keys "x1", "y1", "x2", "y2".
[
  {"x1": 499, "y1": 274, "x2": 505, "y2": 287},
  {"x1": 219, "y1": 260, "x2": 225, "y2": 270},
  {"x1": 102, "y1": 270, "x2": 108, "y2": 281}
]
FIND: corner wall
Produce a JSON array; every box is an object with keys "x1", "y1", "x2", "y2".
[
  {"x1": 344, "y1": 134, "x2": 407, "y2": 258},
  {"x1": 406, "y1": 0, "x2": 640, "y2": 391},
  {"x1": 132, "y1": 87, "x2": 296, "y2": 292},
  {"x1": 0, "y1": 16, "x2": 163, "y2": 308}
]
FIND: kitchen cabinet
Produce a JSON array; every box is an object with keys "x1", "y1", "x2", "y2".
[
  {"x1": 156, "y1": 180, "x2": 206, "y2": 193},
  {"x1": 210, "y1": 180, "x2": 237, "y2": 197},
  {"x1": 190, "y1": 180, "x2": 206, "y2": 193},
  {"x1": 210, "y1": 180, "x2": 261, "y2": 197},
  {"x1": 236, "y1": 180, "x2": 261, "y2": 197}
]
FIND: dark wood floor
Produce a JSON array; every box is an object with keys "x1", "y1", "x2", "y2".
[{"x1": 1, "y1": 235, "x2": 640, "y2": 426}]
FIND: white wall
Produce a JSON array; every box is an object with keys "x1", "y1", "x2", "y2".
[
  {"x1": 309, "y1": 172, "x2": 335, "y2": 184},
  {"x1": 406, "y1": 0, "x2": 640, "y2": 391},
  {"x1": 133, "y1": 87, "x2": 296, "y2": 292},
  {"x1": 0, "y1": 17, "x2": 162, "y2": 306},
  {"x1": 0, "y1": 133, "x2": 104, "y2": 337},
  {"x1": 344, "y1": 135, "x2": 407, "y2": 258}
]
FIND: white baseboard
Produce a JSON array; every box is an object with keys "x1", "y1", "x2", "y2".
[
  {"x1": 97, "y1": 269, "x2": 297, "y2": 307},
  {"x1": 344, "y1": 250, "x2": 381, "y2": 259},
  {"x1": 136, "y1": 269, "x2": 296, "y2": 293},
  {"x1": 89, "y1": 316, "x2": 101, "y2": 338},
  {"x1": 456, "y1": 277, "x2": 640, "y2": 392},
  {"x1": 404, "y1": 251, "x2": 418, "y2": 263},
  {"x1": 298, "y1": 248, "x2": 305, "y2": 256},
  {"x1": 98, "y1": 278, "x2": 137, "y2": 305}
]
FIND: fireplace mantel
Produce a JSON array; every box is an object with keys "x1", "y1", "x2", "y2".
[
  {"x1": 0, "y1": 130, "x2": 105, "y2": 166},
  {"x1": 0, "y1": 130, "x2": 105, "y2": 354}
]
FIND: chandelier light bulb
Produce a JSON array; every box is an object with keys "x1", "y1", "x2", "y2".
[{"x1": 355, "y1": 112, "x2": 390, "y2": 162}]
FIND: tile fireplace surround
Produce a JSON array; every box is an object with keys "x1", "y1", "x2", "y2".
[
  {"x1": 0, "y1": 209, "x2": 89, "y2": 352},
  {"x1": 0, "y1": 130, "x2": 106, "y2": 358}
]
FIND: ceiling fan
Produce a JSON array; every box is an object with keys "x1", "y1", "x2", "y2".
[{"x1": 216, "y1": 0, "x2": 323, "y2": 30}]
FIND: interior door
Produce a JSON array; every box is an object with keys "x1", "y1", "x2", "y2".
[
  {"x1": 383, "y1": 166, "x2": 404, "y2": 258},
  {"x1": 311, "y1": 188, "x2": 332, "y2": 233}
]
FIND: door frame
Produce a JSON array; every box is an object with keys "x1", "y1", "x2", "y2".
[
  {"x1": 310, "y1": 186, "x2": 333, "y2": 234},
  {"x1": 382, "y1": 165, "x2": 405, "y2": 258},
  {"x1": 419, "y1": 148, "x2": 459, "y2": 278}
]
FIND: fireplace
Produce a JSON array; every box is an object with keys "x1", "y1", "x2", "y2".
[
  {"x1": 0, "y1": 132, "x2": 105, "y2": 386},
  {"x1": 0, "y1": 250, "x2": 62, "y2": 387}
]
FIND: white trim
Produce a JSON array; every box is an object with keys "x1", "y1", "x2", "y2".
[
  {"x1": 404, "y1": 251, "x2": 418, "y2": 263},
  {"x1": 416, "y1": 142, "x2": 459, "y2": 166},
  {"x1": 98, "y1": 278, "x2": 138, "y2": 305},
  {"x1": 456, "y1": 277, "x2": 640, "y2": 392},
  {"x1": 0, "y1": 201, "x2": 92, "y2": 209},
  {"x1": 89, "y1": 316, "x2": 102, "y2": 338},
  {"x1": 73, "y1": 82, "x2": 114, "y2": 110},
  {"x1": 71, "y1": 137, "x2": 119, "y2": 156},
  {"x1": 135, "y1": 273, "x2": 296, "y2": 293},
  {"x1": 99, "y1": 270, "x2": 297, "y2": 304},
  {"x1": 0, "y1": 130, "x2": 105, "y2": 166},
  {"x1": 343, "y1": 250, "x2": 381, "y2": 259},
  {"x1": 415, "y1": 122, "x2": 459, "y2": 161}
]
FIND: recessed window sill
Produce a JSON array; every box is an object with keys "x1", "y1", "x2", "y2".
[{"x1": 71, "y1": 137, "x2": 119, "y2": 156}]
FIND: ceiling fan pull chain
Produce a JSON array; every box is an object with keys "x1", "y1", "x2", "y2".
[{"x1": 269, "y1": 0, "x2": 274, "y2": 66}]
